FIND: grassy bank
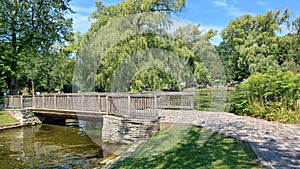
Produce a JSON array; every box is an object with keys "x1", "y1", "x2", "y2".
[
  {"x1": 0, "y1": 110, "x2": 18, "y2": 126},
  {"x1": 114, "y1": 125, "x2": 262, "y2": 169}
]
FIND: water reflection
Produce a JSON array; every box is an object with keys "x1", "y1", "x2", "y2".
[{"x1": 0, "y1": 121, "x2": 106, "y2": 169}]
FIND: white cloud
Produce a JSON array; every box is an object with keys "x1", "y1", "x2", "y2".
[
  {"x1": 211, "y1": 0, "x2": 254, "y2": 17},
  {"x1": 69, "y1": 13, "x2": 91, "y2": 33},
  {"x1": 69, "y1": 4, "x2": 96, "y2": 33},
  {"x1": 212, "y1": 0, "x2": 228, "y2": 7},
  {"x1": 258, "y1": 1, "x2": 266, "y2": 6},
  {"x1": 227, "y1": 5, "x2": 244, "y2": 17}
]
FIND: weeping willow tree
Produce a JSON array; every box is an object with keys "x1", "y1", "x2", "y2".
[{"x1": 74, "y1": 0, "x2": 223, "y2": 92}]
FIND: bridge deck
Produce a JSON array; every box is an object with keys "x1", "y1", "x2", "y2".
[{"x1": 28, "y1": 108, "x2": 106, "y2": 120}]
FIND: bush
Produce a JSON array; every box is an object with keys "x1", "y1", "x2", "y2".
[{"x1": 230, "y1": 71, "x2": 300, "y2": 123}]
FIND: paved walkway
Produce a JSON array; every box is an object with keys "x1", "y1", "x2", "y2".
[{"x1": 158, "y1": 110, "x2": 300, "y2": 169}]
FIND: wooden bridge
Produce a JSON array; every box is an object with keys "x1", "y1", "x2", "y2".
[{"x1": 4, "y1": 92, "x2": 194, "y2": 119}]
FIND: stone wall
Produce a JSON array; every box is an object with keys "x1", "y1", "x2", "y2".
[
  {"x1": 102, "y1": 115, "x2": 159, "y2": 143},
  {"x1": 7, "y1": 109, "x2": 42, "y2": 126}
]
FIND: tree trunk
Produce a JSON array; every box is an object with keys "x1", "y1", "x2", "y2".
[
  {"x1": 7, "y1": 76, "x2": 18, "y2": 95},
  {"x1": 31, "y1": 79, "x2": 35, "y2": 95}
]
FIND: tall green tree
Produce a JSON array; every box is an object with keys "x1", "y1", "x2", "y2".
[
  {"x1": 78, "y1": 0, "x2": 219, "y2": 92},
  {"x1": 88, "y1": 0, "x2": 186, "y2": 36},
  {"x1": 172, "y1": 24, "x2": 224, "y2": 85},
  {"x1": 284, "y1": 16, "x2": 300, "y2": 73},
  {"x1": 219, "y1": 9, "x2": 292, "y2": 80},
  {"x1": 0, "y1": 0, "x2": 73, "y2": 94},
  {"x1": 77, "y1": 0, "x2": 188, "y2": 92}
]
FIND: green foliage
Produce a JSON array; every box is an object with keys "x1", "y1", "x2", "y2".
[
  {"x1": 114, "y1": 126, "x2": 263, "y2": 169},
  {"x1": 230, "y1": 71, "x2": 300, "y2": 123},
  {"x1": 286, "y1": 16, "x2": 300, "y2": 73},
  {"x1": 88, "y1": 0, "x2": 186, "y2": 36},
  {"x1": 172, "y1": 24, "x2": 225, "y2": 86},
  {"x1": 80, "y1": 1, "x2": 217, "y2": 92},
  {"x1": 194, "y1": 61, "x2": 210, "y2": 84},
  {"x1": 0, "y1": 0, "x2": 73, "y2": 93},
  {"x1": 219, "y1": 9, "x2": 297, "y2": 80},
  {"x1": 131, "y1": 69, "x2": 177, "y2": 92},
  {"x1": 194, "y1": 88, "x2": 231, "y2": 112}
]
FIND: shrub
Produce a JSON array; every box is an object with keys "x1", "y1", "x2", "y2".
[{"x1": 230, "y1": 71, "x2": 300, "y2": 123}]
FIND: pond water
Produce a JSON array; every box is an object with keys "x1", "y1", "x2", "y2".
[{"x1": 0, "y1": 121, "x2": 112, "y2": 169}]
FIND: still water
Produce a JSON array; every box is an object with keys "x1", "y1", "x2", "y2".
[{"x1": 0, "y1": 121, "x2": 111, "y2": 169}]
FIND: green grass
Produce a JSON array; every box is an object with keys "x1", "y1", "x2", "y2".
[
  {"x1": 114, "y1": 125, "x2": 263, "y2": 169},
  {"x1": 0, "y1": 111, "x2": 18, "y2": 126}
]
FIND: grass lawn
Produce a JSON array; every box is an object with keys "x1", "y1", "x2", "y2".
[
  {"x1": 0, "y1": 110, "x2": 18, "y2": 126},
  {"x1": 114, "y1": 125, "x2": 263, "y2": 169}
]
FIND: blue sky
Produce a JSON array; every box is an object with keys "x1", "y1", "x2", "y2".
[{"x1": 69, "y1": 0, "x2": 300, "y2": 44}]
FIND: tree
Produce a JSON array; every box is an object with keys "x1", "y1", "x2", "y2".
[
  {"x1": 0, "y1": 0, "x2": 73, "y2": 94},
  {"x1": 284, "y1": 16, "x2": 300, "y2": 73},
  {"x1": 219, "y1": 9, "x2": 292, "y2": 81},
  {"x1": 76, "y1": 0, "x2": 189, "y2": 92},
  {"x1": 88, "y1": 0, "x2": 186, "y2": 36},
  {"x1": 172, "y1": 24, "x2": 224, "y2": 86}
]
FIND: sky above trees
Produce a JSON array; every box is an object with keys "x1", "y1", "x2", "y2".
[{"x1": 69, "y1": 0, "x2": 300, "y2": 45}]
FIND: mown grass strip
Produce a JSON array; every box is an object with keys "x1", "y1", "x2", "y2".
[
  {"x1": 0, "y1": 110, "x2": 18, "y2": 126},
  {"x1": 115, "y1": 126, "x2": 263, "y2": 169}
]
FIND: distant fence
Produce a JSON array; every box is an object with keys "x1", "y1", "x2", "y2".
[{"x1": 4, "y1": 92, "x2": 194, "y2": 118}]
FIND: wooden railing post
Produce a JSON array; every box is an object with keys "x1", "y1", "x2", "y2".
[
  {"x1": 54, "y1": 94, "x2": 57, "y2": 109},
  {"x1": 32, "y1": 95, "x2": 35, "y2": 108},
  {"x1": 106, "y1": 95, "x2": 109, "y2": 115},
  {"x1": 154, "y1": 95, "x2": 157, "y2": 115},
  {"x1": 128, "y1": 95, "x2": 131, "y2": 117},
  {"x1": 98, "y1": 94, "x2": 101, "y2": 112},
  {"x1": 190, "y1": 94, "x2": 194, "y2": 109},
  {"x1": 67, "y1": 94, "x2": 70, "y2": 110},
  {"x1": 42, "y1": 95, "x2": 45, "y2": 108},
  {"x1": 12, "y1": 96, "x2": 14, "y2": 109},
  {"x1": 82, "y1": 94, "x2": 84, "y2": 111},
  {"x1": 20, "y1": 95, "x2": 23, "y2": 109}
]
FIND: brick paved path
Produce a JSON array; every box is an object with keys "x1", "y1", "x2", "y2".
[{"x1": 158, "y1": 110, "x2": 300, "y2": 169}]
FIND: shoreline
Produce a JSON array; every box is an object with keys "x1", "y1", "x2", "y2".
[
  {"x1": 0, "y1": 109, "x2": 41, "y2": 131},
  {"x1": 0, "y1": 123, "x2": 23, "y2": 131}
]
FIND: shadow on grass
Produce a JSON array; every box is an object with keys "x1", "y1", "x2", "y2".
[{"x1": 114, "y1": 126, "x2": 262, "y2": 169}]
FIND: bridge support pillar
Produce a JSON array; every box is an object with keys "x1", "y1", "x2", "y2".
[{"x1": 102, "y1": 115, "x2": 159, "y2": 143}]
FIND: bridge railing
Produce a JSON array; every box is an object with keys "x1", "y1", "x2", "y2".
[
  {"x1": 32, "y1": 94, "x2": 108, "y2": 113},
  {"x1": 156, "y1": 92, "x2": 194, "y2": 110},
  {"x1": 4, "y1": 92, "x2": 194, "y2": 118},
  {"x1": 4, "y1": 95, "x2": 32, "y2": 109},
  {"x1": 107, "y1": 93, "x2": 157, "y2": 118}
]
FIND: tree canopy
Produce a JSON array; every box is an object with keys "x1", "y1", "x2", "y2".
[
  {"x1": 0, "y1": 0, "x2": 74, "y2": 94},
  {"x1": 74, "y1": 0, "x2": 222, "y2": 92},
  {"x1": 218, "y1": 9, "x2": 297, "y2": 80}
]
